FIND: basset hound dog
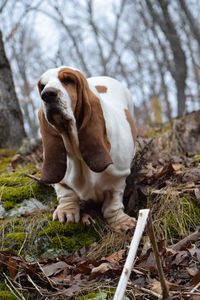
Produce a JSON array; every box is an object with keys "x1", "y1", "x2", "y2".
[{"x1": 38, "y1": 66, "x2": 137, "y2": 232}]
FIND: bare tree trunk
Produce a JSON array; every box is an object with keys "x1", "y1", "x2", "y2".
[
  {"x1": 0, "y1": 30, "x2": 26, "y2": 148},
  {"x1": 145, "y1": 0, "x2": 187, "y2": 116},
  {"x1": 139, "y1": 5, "x2": 172, "y2": 120},
  {"x1": 177, "y1": 0, "x2": 200, "y2": 49}
]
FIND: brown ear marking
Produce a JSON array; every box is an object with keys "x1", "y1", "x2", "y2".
[
  {"x1": 95, "y1": 85, "x2": 107, "y2": 94},
  {"x1": 78, "y1": 88, "x2": 113, "y2": 172},
  {"x1": 38, "y1": 107, "x2": 67, "y2": 184},
  {"x1": 124, "y1": 109, "x2": 137, "y2": 144},
  {"x1": 58, "y1": 68, "x2": 113, "y2": 172}
]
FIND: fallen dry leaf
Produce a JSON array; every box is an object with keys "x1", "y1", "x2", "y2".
[
  {"x1": 191, "y1": 271, "x2": 200, "y2": 286},
  {"x1": 104, "y1": 249, "x2": 125, "y2": 261},
  {"x1": 8, "y1": 256, "x2": 19, "y2": 279},
  {"x1": 186, "y1": 267, "x2": 199, "y2": 277},
  {"x1": 150, "y1": 279, "x2": 162, "y2": 294},
  {"x1": 91, "y1": 261, "x2": 119, "y2": 274},
  {"x1": 42, "y1": 261, "x2": 71, "y2": 277},
  {"x1": 172, "y1": 163, "x2": 184, "y2": 171}
]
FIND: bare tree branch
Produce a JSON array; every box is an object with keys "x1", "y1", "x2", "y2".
[
  {"x1": 177, "y1": 0, "x2": 200, "y2": 48},
  {"x1": 0, "y1": 0, "x2": 8, "y2": 13},
  {"x1": 87, "y1": 0, "x2": 107, "y2": 74}
]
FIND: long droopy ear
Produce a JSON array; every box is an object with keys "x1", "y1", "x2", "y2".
[
  {"x1": 73, "y1": 70, "x2": 113, "y2": 172},
  {"x1": 38, "y1": 107, "x2": 67, "y2": 184}
]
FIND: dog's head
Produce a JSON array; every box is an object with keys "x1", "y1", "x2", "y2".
[{"x1": 38, "y1": 67, "x2": 112, "y2": 184}]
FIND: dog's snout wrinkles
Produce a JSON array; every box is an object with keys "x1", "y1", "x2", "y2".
[{"x1": 41, "y1": 87, "x2": 58, "y2": 103}]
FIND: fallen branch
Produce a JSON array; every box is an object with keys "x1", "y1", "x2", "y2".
[
  {"x1": 147, "y1": 214, "x2": 172, "y2": 300},
  {"x1": 170, "y1": 228, "x2": 200, "y2": 251},
  {"x1": 133, "y1": 285, "x2": 162, "y2": 298},
  {"x1": 23, "y1": 173, "x2": 48, "y2": 186},
  {"x1": 113, "y1": 209, "x2": 150, "y2": 300}
]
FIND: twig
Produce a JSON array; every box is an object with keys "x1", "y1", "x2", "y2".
[
  {"x1": 23, "y1": 173, "x2": 48, "y2": 186},
  {"x1": 113, "y1": 209, "x2": 150, "y2": 300},
  {"x1": 37, "y1": 262, "x2": 56, "y2": 289},
  {"x1": 133, "y1": 285, "x2": 162, "y2": 298},
  {"x1": 190, "y1": 281, "x2": 200, "y2": 293},
  {"x1": 27, "y1": 274, "x2": 43, "y2": 295},
  {"x1": 147, "y1": 214, "x2": 172, "y2": 300},
  {"x1": 18, "y1": 232, "x2": 28, "y2": 256},
  {"x1": 3, "y1": 272, "x2": 26, "y2": 300}
]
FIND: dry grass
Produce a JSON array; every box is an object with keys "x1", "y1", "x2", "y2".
[
  {"x1": 148, "y1": 187, "x2": 200, "y2": 241},
  {"x1": 87, "y1": 219, "x2": 133, "y2": 260}
]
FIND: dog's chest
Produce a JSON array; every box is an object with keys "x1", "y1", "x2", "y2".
[{"x1": 62, "y1": 157, "x2": 109, "y2": 202}]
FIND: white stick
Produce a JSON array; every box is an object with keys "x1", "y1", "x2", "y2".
[{"x1": 113, "y1": 209, "x2": 150, "y2": 300}]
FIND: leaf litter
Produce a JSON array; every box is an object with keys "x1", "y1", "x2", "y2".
[
  {"x1": 1, "y1": 120, "x2": 200, "y2": 298},
  {"x1": 0, "y1": 229, "x2": 199, "y2": 299}
]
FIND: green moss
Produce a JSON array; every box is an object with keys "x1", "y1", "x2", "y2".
[
  {"x1": 0, "y1": 283, "x2": 9, "y2": 291},
  {"x1": 51, "y1": 236, "x2": 76, "y2": 252},
  {"x1": 13, "y1": 226, "x2": 24, "y2": 232},
  {"x1": 0, "y1": 149, "x2": 16, "y2": 174},
  {"x1": 0, "y1": 283, "x2": 17, "y2": 300},
  {"x1": 38, "y1": 220, "x2": 99, "y2": 254},
  {"x1": 77, "y1": 289, "x2": 115, "y2": 300},
  {"x1": 0, "y1": 291, "x2": 17, "y2": 300},
  {"x1": 1, "y1": 179, "x2": 55, "y2": 210},
  {"x1": 0, "y1": 149, "x2": 99, "y2": 258},
  {"x1": 6, "y1": 232, "x2": 26, "y2": 250},
  {"x1": 38, "y1": 221, "x2": 87, "y2": 236},
  {"x1": 0, "y1": 149, "x2": 56, "y2": 211},
  {"x1": 77, "y1": 292, "x2": 107, "y2": 300},
  {"x1": 144, "y1": 122, "x2": 171, "y2": 138},
  {"x1": 194, "y1": 154, "x2": 200, "y2": 163}
]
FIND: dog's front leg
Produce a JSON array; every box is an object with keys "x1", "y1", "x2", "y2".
[
  {"x1": 102, "y1": 190, "x2": 136, "y2": 232},
  {"x1": 53, "y1": 183, "x2": 80, "y2": 224}
]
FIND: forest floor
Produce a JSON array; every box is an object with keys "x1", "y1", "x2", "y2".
[{"x1": 0, "y1": 111, "x2": 200, "y2": 299}]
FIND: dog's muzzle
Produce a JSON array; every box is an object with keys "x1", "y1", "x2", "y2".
[{"x1": 41, "y1": 87, "x2": 58, "y2": 104}]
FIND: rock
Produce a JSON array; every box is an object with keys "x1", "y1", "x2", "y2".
[{"x1": 5, "y1": 198, "x2": 48, "y2": 218}]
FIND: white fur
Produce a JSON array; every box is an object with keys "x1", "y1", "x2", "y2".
[{"x1": 39, "y1": 67, "x2": 136, "y2": 231}]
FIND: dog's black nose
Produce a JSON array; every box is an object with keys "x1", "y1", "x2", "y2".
[{"x1": 41, "y1": 87, "x2": 58, "y2": 103}]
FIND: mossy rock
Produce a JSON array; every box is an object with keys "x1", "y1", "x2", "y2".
[
  {"x1": 0, "y1": 149, "x2": 56, "y2": 212},
  {"x1": 0, "y1": 149, "x2": 16, "y2": 173},
  {"x1": 37, "y1": 220, "x2": 99, "y2": 256},
  {"x1": 0, "y1": 215, "x2": 100, "y2": 259},
  {"x1": 6, "y1": 232, "x2": 26, "y2": 249}
]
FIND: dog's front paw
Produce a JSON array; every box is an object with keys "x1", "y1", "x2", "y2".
[
  {"x1": 53, "y1": 203, "x2": 80, "y2": 224},
  {"x1": 109, "y1": 213, "x2": 136, "y2": 232}
]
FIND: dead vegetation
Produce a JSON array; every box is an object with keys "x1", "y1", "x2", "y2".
[{"x1": 0, "y1": 111, "x2": 200, "y2": 299}]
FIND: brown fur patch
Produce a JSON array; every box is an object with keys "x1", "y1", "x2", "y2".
[
  {"x1": 95, "y1": 85, "x2": 108, "y2": 94},
  {"x1": 58, "y1": 71, "x2": 77, "y2": 113},
  {"x1": 38, "y1": 107, "x2": 67, "y2": 184},
  {"x1": 124, "y1": 109, "x2": 137, "y2": 144},
  {"x1": 58, "y1": 68, "x2": 113, "y2": 173}
]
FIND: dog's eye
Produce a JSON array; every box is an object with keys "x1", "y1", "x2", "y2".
[
  {"x1": 62, "y1": 77, "x2": 75, "y2": 85},
  {"x1": 40, "y1": 84, "x2": 45, "y2": 91}
]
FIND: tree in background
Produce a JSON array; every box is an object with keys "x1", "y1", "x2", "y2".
[
  {"x1": 1, "y1": 0, "x2": 200, "y2": 138},
  {"x1": 0, "y1": 30, "x2": 26, "y2": 148}
]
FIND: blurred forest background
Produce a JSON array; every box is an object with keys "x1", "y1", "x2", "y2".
[{"x1": 0, "y1": 0, "x2": 200, "y2": 142}]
